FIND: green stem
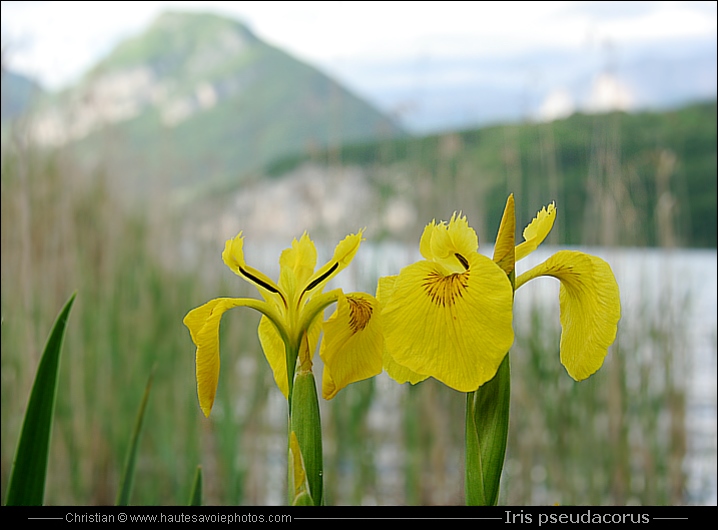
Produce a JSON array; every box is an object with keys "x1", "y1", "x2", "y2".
[
  {"x1": 289, "y1": 369, "x2": 323, "y2": 505},
  {"x1": 465, "y1": 354, "x2": 511, "y2": 506}
]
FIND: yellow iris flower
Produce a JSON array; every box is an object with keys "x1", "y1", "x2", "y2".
[
  {"x1": 379, "y1": 196, "x2": 621, "y2": 391},
  {"x1": 379, "y1": 213, "x2": 515, "y2": 392},
  {"x1": 184, "y1": 230, "x2": 383, "y2": 417}
]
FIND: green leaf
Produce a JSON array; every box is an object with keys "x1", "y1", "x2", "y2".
[
  {"x1": 290, "y1": 370, "x2": 323, "y2": 506},
  {"x1": 5, "y1": 291, "x2": 77, "y2": 506},
  {"x1": 188, "y1": 466, "x2": 203, "y2": 506},
  {"x1": 465, "y1": 354, "x2": 511, "y2": 506},
  {"x1": 116, "y1": 367, "x2": 155, "y2": 506}
]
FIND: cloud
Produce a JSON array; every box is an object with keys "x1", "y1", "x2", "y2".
[{"x1": 2, "y1": 0, "x2": 715, "y2": 92}]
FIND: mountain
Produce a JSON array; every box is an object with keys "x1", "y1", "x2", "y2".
[
  {"x1": 1, "y1": 69, "x2": 44, "y2": 123},
  {"x1": 24, "y1": 11, "x2": 404, "y2": 194}
]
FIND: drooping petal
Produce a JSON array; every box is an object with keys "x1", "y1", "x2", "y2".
[
  {"x1": 320, "y1": 292, "x2": 383, "y2": 399},
  {"x1": 493, "y1": 194, "x2": 516, "y2": 276},
  {"x1": 420, "y1": 213, "x2": 479, "y2": 272},
  {"x1": 258, "y1": 316, "x2": 290, "y2": 398},
  {"x1": 377, "y1": 275, "x2": 429, "y2": 385},
  {"x1": 279, "y1": 232, "x2": 318, "y2": 302},
  {"x1": 184, "y1": 298, "x2": 253, "y2": 417},
  {"x1": 515, "y1": 250, "x2": 621, "y2": 380},
  {"x1": 300, "y1": 231, "x2": 364, "y2": 297},
  {"x1": 515, "y1": 202, "x2": 556, "y2": 261},
  {"x1": 382, "y1": 347, "x2": 429, "y2": 385},
  {"x1": 381, "y1": 254, "x2": 514, "y2": 392},
  {"x1": 222, "y1": 232, "x2": 285, "y2": 306}
]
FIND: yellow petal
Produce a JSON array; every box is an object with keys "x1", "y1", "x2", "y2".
[
  {"x1": 222, "y1": 232, "x2": 285, "y2": 304},
  {"x1": 376, "y1": 275, "x2": 398, "y2": 301},
  {"x1": 419, "y1": 213, "x2": 479, "y2": 272},
  {"x1": 419, "y1": 220, "x2": 439, "y2": 260},
  {"x1": 288, "y1": 431, "x2": 312, "y2": 505},
  {"x1": 515, "y1": 202, "x2": 556, "y2": 261},
  {"x1": 300, "y1": 231, "x2": 364, "y2": 296},
  {"x1": 377, "y1": 275, "x2": 429, "y2": 385},
  {"x1": 259, "y1": 313, "x2": 322, "y2": 398},
  {"x1": 381, "y1": 253, "x2": 514, "y2": 392},
  {"x1": 258, "y1": 316, "x2": 290, "y2": 398},
  {"x1": 221, "y1": 231, "x2": 247, "y2": 272},
  {"x1": 493, "y1": 194, "x2": 516, "y2": 276},
  {"x1": 279, "y1": 232, "x2": 317, "y2": 300},
  {"x1": 183, "y1": 298, "x2": 247, "y2": 417},
  {"x1": 516, "y1": 250, "x2": 621, "y2": 380},
  {"x1": 382, "y1": 347, "x2": 429, "y2": 385},
  {"x1": 320, "y1": 292, "x2": 383, "y2": 399}
]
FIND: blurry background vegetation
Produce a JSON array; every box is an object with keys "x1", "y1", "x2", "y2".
[{"x1": 1, "y1": 9, "x2": 716, "y2": 505}]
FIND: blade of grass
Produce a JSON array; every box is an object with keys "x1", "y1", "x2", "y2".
[
  {"x1": 116, "y1": 366, "x2": 155, "y2": 506},
  {"x1": 5, "y1": 292, "x2": 77, "y2": 506},
  {"x1": 188, "y1": 466, "x2": 202, "y2": 506}
]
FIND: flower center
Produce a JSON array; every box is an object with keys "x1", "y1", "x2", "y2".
[
  {"x1": 347, "y1": 296, "x2": 373, "y2": 333},
  {"x1": 422, "y1": 271, "x2": 470, "y2": 307}
]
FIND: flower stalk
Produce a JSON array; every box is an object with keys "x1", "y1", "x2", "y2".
[
  {"x1": 465, "y1": 355, "x2": 511, "y2": 506},
  {"x1": 287, "y1": 332, "x2": 324, "y2": 504}
]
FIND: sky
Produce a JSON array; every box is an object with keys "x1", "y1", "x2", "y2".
[{"x1": 2, "y1": 0, "x2": 716, "y2": 91}]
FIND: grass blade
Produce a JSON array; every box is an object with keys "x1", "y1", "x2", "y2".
[
  {"x1": 188, "y1": 466, "x2": 202, "y2": 506},
  {"x1": 116, "y1": 367, "x2": 155, "y2": 506},
  {"x1": 5, "y1": 292, "x2": 77, "y2": 506}
]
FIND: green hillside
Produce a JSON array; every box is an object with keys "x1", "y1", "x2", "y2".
[
  {"x1": 266, "y1": 101, "x2": 717, "y2": 248},
  {"x1": 26, "y1": 11, "x2": 404, "y2": 193}
]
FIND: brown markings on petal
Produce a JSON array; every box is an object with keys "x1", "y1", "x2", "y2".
[
  {"x1": 347, "y1": 296, "x2": 373, "y2": 333},
  {"x1": 455, "y1": 253, "x2": 469, "y2": 270},
  {"x1": 422, "y1": 271, "x2": 470, "y2": 307}
]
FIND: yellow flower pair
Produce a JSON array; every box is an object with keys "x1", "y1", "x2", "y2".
[{"x1": 184, "y1": 196, "x2": 621, "y2": 415}]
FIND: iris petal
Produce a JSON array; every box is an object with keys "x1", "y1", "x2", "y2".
[
  {"x1": 377, "y1": 275, "x2": 430, "y2": 385},
  {"x1": 320, "y1": 292, "x2": 383, "y2": 399},
  {"x1": 419, "y1": 220, "x2": 439, "y2": 260},
  {"x1": 382, "y1": 254, "x2": 514, "y2": 391},
  {"x1": 493, "y1": 194, "x2": 516, "y2": 276},
  {"x1": 222, "y1": 232, "x2": 284, "y2": 303},
  {"x1": 279, "y1": 232, "x2": 318, "y2": 301},
  {"x1": 516, "y1": 250, "x2": 621, "y2": 380},
  {"x1": 382, "y1": 348, "x2": 429, "y2": 385},
  {"x1": 420, "y1": 213, "x2": 479, "y2": 272},
  {"x1": 258, "y1": 316, "x2": 290, "y2": 398},
  {"x1": 515, "y1": 202, "x2": 556, "y2": 261},
  {"x1": 184, "y1": 298, "x2": 251, "y2": 417},
  {"x1": 301, "y1": 231, "x2": 364, "y2": 296}
]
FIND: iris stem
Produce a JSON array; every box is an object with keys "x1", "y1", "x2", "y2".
[
  {"x1": 289, "y1": 368, "x2": 323, "y2": 505},
  {"x1": 285, "y1": 333, "x2": 323, "y2": 505},
  {"x1": 465, "y1": 354, "x2": 511, "y2": 506}
]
